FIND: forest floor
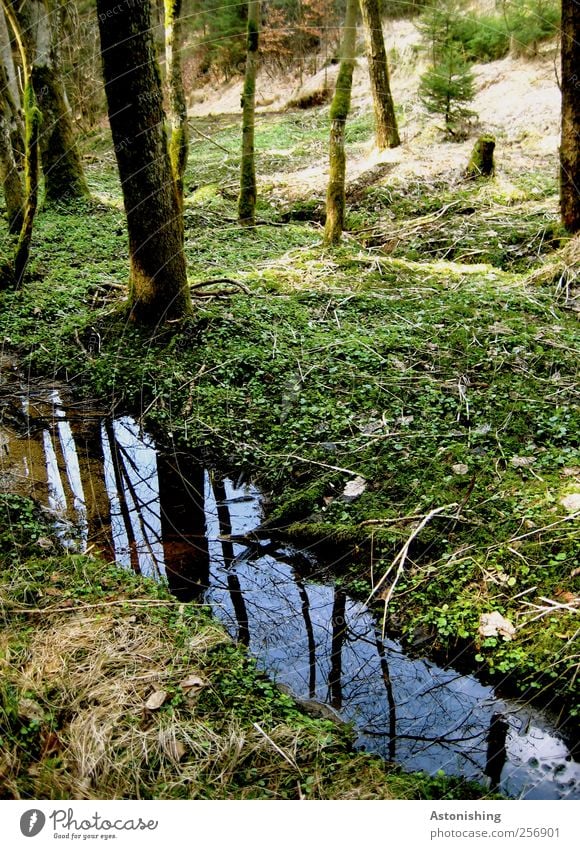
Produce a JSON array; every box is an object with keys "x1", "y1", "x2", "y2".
[{"x1": 0, "y1": 32, "x2": 578, "y2": 800}]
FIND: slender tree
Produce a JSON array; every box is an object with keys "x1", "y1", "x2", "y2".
[
  {"x1": 0, "y1": 4, "x2": 24, "y2": 232},
  {"x1": 238, "y1": 0, "x2": 260, "y2": 226},
  {"x1": 1, "y1": 0, "x2": 41, "y2": 284},
  {"x1": 0, "y1": 6, "x2": 24, "y2": 159},
  {"x1": 18, "y1": 0, "x2": 88, "y2": 202},
  {"x1": 164, "y1": 0, "x2": 188, "y2": 204},
  {"x1": 324, "y1": 0, "x2": 358, "y2": 245},
  {"x1": 96, "y1": 0, "x2": 191, "y2": 323},
  {"x1": 0, "y1": 64, "x2": 24, "y2": 233},
  {"x1": 560, "y1": 0, "x2": 580, "y2": 233},
  {"x1": 359, "y1": 0, "x2": 400, "y2": 149}
]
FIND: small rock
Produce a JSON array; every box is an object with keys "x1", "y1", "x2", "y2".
[
  {"x1": 18, "y1": 698, "x2": 45, "y2": 723},
  {"x1": 36, "y1": 537, "x2": 54, "y2": 550},
  {"x1": 510, "y1": 456, "x2": 535, "y2": 468},
  {"x1": 560, "y1": 493, "x2": 580, "y2": 513},
  {"x1": 145, "y1": 690, "x2": 167, "y2": 710},
  {"x1": 342, "y1": 476, "x2": 366, "y2": 500},
  {"x1": 452, "y1": 463, "x2": 469, "y2": 475},
  {"x1": 179, "y1": 675, "x2": 206, "y2": 693},
  {"x1": 479, "y1": 611, "x2": 516, "y2": 641}
]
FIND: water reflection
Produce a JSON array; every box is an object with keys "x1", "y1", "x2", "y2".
[{"x1": 1, "y1": 389, "x2": 579, "y2": 800}]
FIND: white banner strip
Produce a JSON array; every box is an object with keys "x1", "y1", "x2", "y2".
[{"x1": 2, "y1": 800, "x2": 579, "y2": 849}]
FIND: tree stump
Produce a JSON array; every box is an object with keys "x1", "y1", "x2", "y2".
[{"x1": 465, "y1": 135, "x2": 496, "y2": 179}]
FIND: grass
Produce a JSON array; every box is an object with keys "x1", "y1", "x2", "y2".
[
  {"x1": 0, "y1": 494, "x2": 489, "y2": 800},
  {"x1": 0, "y1": 101, "x2": 579, "y2": 796}
]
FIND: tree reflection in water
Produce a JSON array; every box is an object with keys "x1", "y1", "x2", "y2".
[{"x1": 19, "y1": 395, "x2": 580, "y2": 801}]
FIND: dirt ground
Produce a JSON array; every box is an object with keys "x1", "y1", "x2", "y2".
[{"x1": 187, "y1": 18, "x2": 561, "y2": 198}]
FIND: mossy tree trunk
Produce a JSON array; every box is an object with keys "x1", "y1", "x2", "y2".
[
  {"x1": 0, "y1": 5, "x2": 24, "y2": 159},
  {"x1": 164, "y1": 0, "x2": 188, "y2": 205},
  {"x1": 238, "y1": 0, "x2": 260, "y2": 226},
  {"x1": 1, "y1": 0, "x2": 41, "y2": 284},
  {"x1": 14, "y1": 81, "x2": 41, "y2": 283},
  {"x1": 360, "y1": 0, "x2": 400, "y2": 149},
  {"x1": 96, "y1": 0, "x2": 191, "y2": 324},
  {"x1": 560, "y1": 0, "x2": 580, "y2": 234},
  {"x1": 324, "y1": 0, "x2": 358, "y2": 245},
  {"x1": 18, "y1": 0, "x2": 88, "y2": 203},
  {"x1": 0, "y1": 69, "x2": 24, "y2": 233},
  {"x1": 0, "y1": 5, "x2": 17, "y2": 104}
]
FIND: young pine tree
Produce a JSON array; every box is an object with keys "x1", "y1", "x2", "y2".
[
  {"x1": 418, "y1": 45, "x2": 475, "y2": 137},
  {"x1": 417, "y1": 0, "x2": 476, "y2": 138}
]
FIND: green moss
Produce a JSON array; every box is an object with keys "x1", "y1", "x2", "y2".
[{"x1": 329, "y1": 60, "x2": 355, "y2": 121}]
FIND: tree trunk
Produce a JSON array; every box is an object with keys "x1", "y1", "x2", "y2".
[
  {"x1": 0, "y1": 4, "x2": 19, "y2": 107},
  {"x1": 17, "y1": 0, "x2": 88, "y2": 203},
  {"x1": 324, "y1": 0, "x2": 358, "y2": 245},
  {"x1": 164, "y1": 0, "x2": 188, "y2": 204},
  {"x1": 14, "y1": 80, "x2": 41, "y2": 283},
  {"x1": 0, "y1": 4, "x2": 24, "y2": 160},
  {"x1": 238, "y1": 0, "x2": 260, "y2": 226},
  {"x1": 0, "y1": 0, "x2": 41, "y2": 284},
  {"x1": 360, "y1": 0, "x2": 400, "y2": 149},
  {"x1": 0, "y1": 70, "x2": 24, "y2": 233},
  {"x1": 465, "y1": 134, "x2": 495, "y2": 179},
  {"x1": 560, "y1": 0, "x2": 580, "y2": 233},
  {"x1": 96, "y1": 0, "x2": 191, "y2": 323}
]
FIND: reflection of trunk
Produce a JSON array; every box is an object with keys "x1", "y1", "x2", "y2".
[
  {"x1": 360, "y1": 0, "x2": 399, "y2": 149},
  {"x1": 296, "y1": 576, "x2": 316, "y2": 698},
  {"x1": 324, "y1": 0, "x2": 358, "y2": 245},
  {"x1": 238, "y1": 0, "x2": 260, "y2": 226},
  {"x1": 213, "y1": 479, "x2": 250, "y2": 646},
  {"x1": 114, "y1": 443, "x2": 162, "y2": 576},
  {"x1": 157, "y1": 454, "x2": 209, "y2": 601},
  {"x1": 374, "y1": 629, "x2": 397, "y2": 761},
  {"x1": 484, "y1": 713, "x2": 508, "y2": 791},
  {"x1": 164, "y1": 0, "x2": 188, "y2": 204},
  {"x1": 328, "y1": 588, "x2": 347, "y2": 709},
  {"x1": 103, "y1": 421, "x2": 140, "y2": 573},
  {"x1": 72, "y1": 415, "x2": 112, "y2": 559}
]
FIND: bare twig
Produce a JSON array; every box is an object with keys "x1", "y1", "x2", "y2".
[{"x1": 365, "y1": 504, "x2": 457, "y2": 637}]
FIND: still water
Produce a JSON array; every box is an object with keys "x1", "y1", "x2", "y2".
[{"x1": 1, "y1": 383, "x2": 578, "y2": 799}]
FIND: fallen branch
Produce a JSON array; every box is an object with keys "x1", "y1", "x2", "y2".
[
  {"x1": 190, "y1": 278, "x2": 250, "y2": 296},
  {"x1": 365, "y1": 504, "x2": 457, "y2": 636},
  {"x1": 1, "y1": 598, "x2": 185, "y2": 615}
]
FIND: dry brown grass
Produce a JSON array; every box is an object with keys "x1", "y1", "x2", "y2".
[{"x1": 0, "y1": 595, "x2": 424, "y2": 800}]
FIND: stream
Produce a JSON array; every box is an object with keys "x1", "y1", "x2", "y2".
[{"x1": 1, "y1": 377, "x2": 579, "y2": 800}]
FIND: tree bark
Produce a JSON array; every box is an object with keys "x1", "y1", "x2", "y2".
[
  {"x1": 164, "y1": 0, "x2": 188, "y2": 205},
  {"x1": 0, "y1": 0, "x2": 41, "y2": 284},
  {"x1": 238, "y1": 0, "x2": 260, "y2": 226},
  {"x1": 19, "y1": 0, "x2": 88, "y2": 203},
  {"x1": 0, "y1": 4, "x2": 24, "y2": 160},
  {"x1": 14, "y1": 80, "x2": 41, "y2": 284},
  {"x1": 0, "y1": 5, "x2": 19, "y2": 107},
  {"x1": 360, "y1": 0, "x2": 400, "y2": 149},
  {"x1": 96, "y1": 0, "x2": 191, "y2": 323},
  {"x1": 0, "y1": 64, "x2": 24, "y2": 233},
  {"x1": 560, "y1": 0, "x2": 580, "y2": 233},
  {"x1": 324, "y1": 0, "x2": 358, "y2": 245}
]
